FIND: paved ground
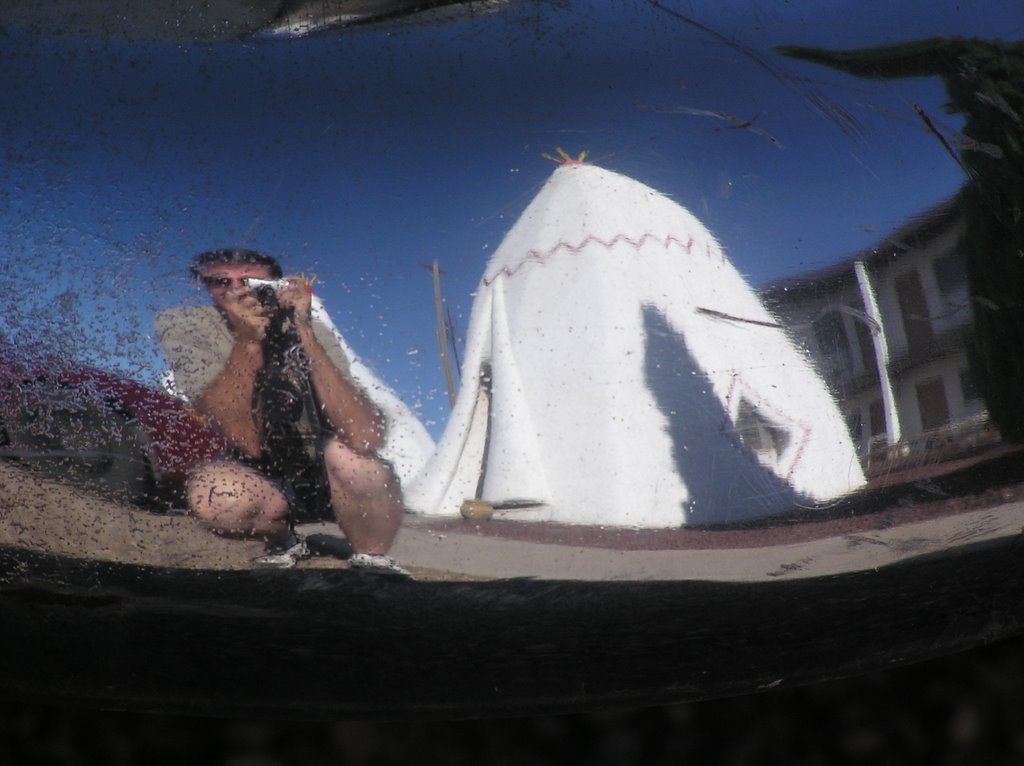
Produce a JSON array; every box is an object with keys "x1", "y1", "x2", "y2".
[
  {"x1": 3, "y1": 459, "x2": 1023, "y2": 582},
  {"x1": 384, "y1": 502, "x2": 1024, "y2": 581}
]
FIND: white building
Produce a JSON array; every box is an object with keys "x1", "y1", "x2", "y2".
[{"x1": 763, "y1": 198, "x2": 993, "y2": 476}]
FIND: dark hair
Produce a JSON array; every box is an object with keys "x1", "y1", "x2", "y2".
[{"x1": 189, "y1": 248, "x2": 283, "y2": 280}]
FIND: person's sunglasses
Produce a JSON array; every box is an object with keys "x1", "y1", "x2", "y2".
[{"x1": 200, "y1": 276, "x2": 238, "y2": 289}]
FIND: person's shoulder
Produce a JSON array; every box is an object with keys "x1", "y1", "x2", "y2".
[
  {"x1": 156, "y1": 305, "x2": 219, "y2": 330},
  {"x1": 155, "y1": 305, "x2": 223, "y2": 342}
]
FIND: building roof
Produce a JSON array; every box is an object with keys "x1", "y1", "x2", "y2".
[{"x1": 762, "y1": 195, "x2": 962, "y2": 302}]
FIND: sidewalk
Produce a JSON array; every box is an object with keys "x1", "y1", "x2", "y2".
[
  {"x1": 4, "y1": 460, "x2": 1019, "y2": 582},
  {"x1": 298, "y1": 500, "x2": 1024, "y2": 582}
]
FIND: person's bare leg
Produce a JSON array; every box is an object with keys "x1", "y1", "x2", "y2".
[
  {"x1": 322, "y1": 438, "x2": 404, "y2": 555},
  {"x1": 186, "y1": 461, "x2": 291, "y2": 543}
]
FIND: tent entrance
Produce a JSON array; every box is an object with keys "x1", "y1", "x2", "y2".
[{"x1": 734, "y1": 398, "x2": 792, "y2": 468}]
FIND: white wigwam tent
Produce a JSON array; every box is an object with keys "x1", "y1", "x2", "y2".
[{"x1": 407, "y1": 160, "x2": 865, "y2": 527}]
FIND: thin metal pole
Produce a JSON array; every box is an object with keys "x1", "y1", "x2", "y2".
[{"x1": 855, "y1": 260, "x2": 901, "y2": 444}]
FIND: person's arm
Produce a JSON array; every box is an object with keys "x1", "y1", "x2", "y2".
[
  {"x1": 193, "y1": 289, "x2": 272, "y2": 458},
  {"x1": 279, "y1": 278, "x2": 387, "y2": 453},
  {"x1": 194, "y1": 338, "x2": 265, "y2": 457}
]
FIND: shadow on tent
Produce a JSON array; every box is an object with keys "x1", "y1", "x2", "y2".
[{"x1": 641, "y1": 304, "x2": 807, "y2": 526}]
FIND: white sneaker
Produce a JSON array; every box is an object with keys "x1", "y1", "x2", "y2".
[
  {"x1": 253, "y1": 536, "x2": 311, "y2": 569},
  {"x1": 348, "y1": 553, "x2": 411, "y2": 577}
]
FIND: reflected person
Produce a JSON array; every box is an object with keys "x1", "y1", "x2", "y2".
[{"x1": 156, "y1": 249, "x2": 406, "y2": 572}]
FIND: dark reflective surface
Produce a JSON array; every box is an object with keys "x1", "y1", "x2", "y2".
[{"x1": 1, "y1": 0, "x2": 1023, "y2": 715}]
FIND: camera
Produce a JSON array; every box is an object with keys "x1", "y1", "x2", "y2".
[{"x1": 243, "y1": 277, "x2": 289, "y2": 308}]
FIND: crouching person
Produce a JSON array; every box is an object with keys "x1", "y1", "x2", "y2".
[{"x1": 156, "y1": 248, "x2": 406, "y2": 574}]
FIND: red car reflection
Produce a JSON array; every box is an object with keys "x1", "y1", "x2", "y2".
[{"x1": 0, "y1": 341, "x2": 228, "y2": 509}]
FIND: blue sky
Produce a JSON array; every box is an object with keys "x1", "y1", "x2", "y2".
[{"x1": 1, "y1": 0, "x2": 1021, "y2": 435}]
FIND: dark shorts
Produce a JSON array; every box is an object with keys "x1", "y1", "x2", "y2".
[
  {"x1": 235, "y1": 447, "x2": 399, "y2": 526},
  {"x1": 280, "y1": 464, "x2": 335, "y2": 525},
  {"x1": 237, "y1": 455, "x2": 334, "y2": 525}
]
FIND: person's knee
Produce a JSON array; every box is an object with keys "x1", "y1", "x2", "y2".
[
  {"x1": 187, "y1": 468, "x2": 244, "y2": 514},
  {"x1": 186, "y1": 464, "x2": 289, "y2": 532},
  {"x1": 323, "y1": 440, "x2": 400, "y2": 496}
]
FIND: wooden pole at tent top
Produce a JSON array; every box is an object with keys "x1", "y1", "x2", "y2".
[{"x1": 431, "y1": 260, "x2": 457, "y2": 408}]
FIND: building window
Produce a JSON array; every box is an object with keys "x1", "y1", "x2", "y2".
[
  {"x1": 933, "y1": 253, "x2": 968, "y2": 297},
  {"x1": 916, "y1": 376, "x2": 950, "y2": 431},
  {"x1": 812, "y1": 310, "x2": 853, "y2": 379},
  {"x1": 868, "y1": 399, "x2": 886, "y2": 437},
  {"x1": 959, "y1": 367, "x2": 981, "y2": 404},
  {"x1": 895, "y1": 269, "x2": 934, "y2": 349}
]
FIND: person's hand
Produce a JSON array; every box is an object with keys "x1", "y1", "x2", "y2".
[
  {"x1": 278, "y1": 275, "x2": 314, "y2": 326},
  {"x1": 222, "y1": 286, "x2": 272, "y2": 343}
]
